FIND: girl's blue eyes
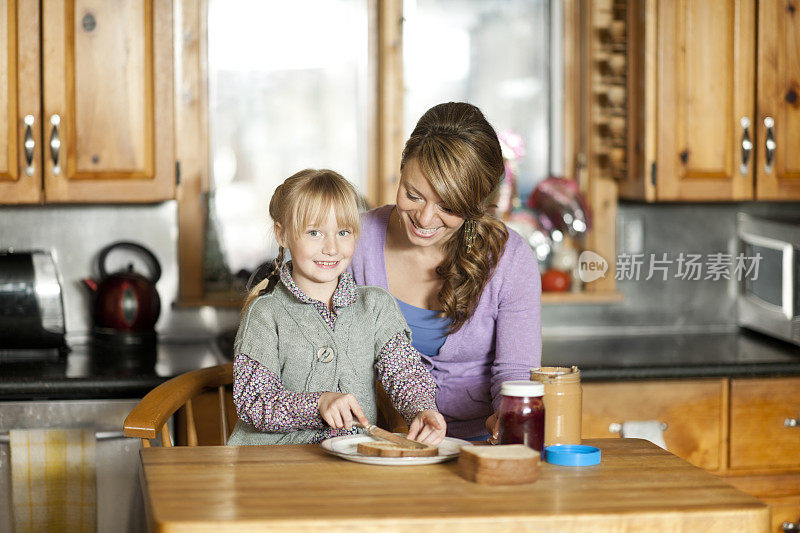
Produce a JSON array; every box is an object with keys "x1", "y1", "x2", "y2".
[{"x1": 306, "y1": 229, "x2": 352, "y2": 237}]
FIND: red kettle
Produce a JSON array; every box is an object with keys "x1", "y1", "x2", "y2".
[{"x1": 83, "y1": 241, "x2": 162, "y2": 332}]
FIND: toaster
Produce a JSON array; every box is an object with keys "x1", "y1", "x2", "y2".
[{"x1": 0, "y1": 250, "x2": 66, "y2": 352}]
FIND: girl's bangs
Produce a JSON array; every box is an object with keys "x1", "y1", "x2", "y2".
[{"x1": 290, "y1": 183, "x2": 360, "y2": 238}]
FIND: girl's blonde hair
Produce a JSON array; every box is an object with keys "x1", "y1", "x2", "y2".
[
  {"x1": 243, "y1": 169, "x2": 361, "y2": 310},
  {"x1": 401, "y1": 102, "x2": 508, "y2": 333}
]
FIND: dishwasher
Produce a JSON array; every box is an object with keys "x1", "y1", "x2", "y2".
[{"x1": 0, "y1": 399, "x2": 147, "y2": 533}]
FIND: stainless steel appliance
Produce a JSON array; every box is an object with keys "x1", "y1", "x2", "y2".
[
  {"x1": 737, "y1": 213, "x2": 800, "y2": 346},
  {"x1": 0, "y1": 250, "x2": 66, "y2": 358}
]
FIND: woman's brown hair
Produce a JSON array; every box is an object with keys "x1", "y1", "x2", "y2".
[
  {"x1": 242, "y1": 168, "x2": 360, "y2": 311},
  {"x1": 401, "y1": 102, "x2": 508, "y2": 332}
]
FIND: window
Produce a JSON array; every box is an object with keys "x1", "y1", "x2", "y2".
[
  {"x1": 203, "y1": 0, "x2": 369, "y2": 293},
  {"x1": 403, "y1": 0, "x2": 553, "y2": 198},
  {"x1": 178, "y1": 0, "x2": 559, "y2": 302}
]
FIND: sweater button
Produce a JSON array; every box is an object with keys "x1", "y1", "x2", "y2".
[{"x1": 317, "y1": 347, "x2": 334, "y2": 363}]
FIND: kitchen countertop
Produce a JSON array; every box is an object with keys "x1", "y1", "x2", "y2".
[
  {"x1": 543, "y1": 328, "x2": 800, "y2": 381},
  {"x1": 0, "y1": 341, "x2": 225, "y2": 400},
  {"x1": 3, "y1": 328, "x2": 798, "y2": 401}
]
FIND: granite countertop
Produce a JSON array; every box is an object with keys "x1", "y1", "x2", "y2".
[
  {"x1": 543, "y1": 329, "x2": 800, "y2": 381},
  {"x1": 0, "y1": 341, "x2": 225, "y2": 400},
  {"x1": 3, "y1": 328, "x2": 798, "y2": 401}
]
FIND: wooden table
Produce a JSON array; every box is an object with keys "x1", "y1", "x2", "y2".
[{"x1": 139, "y1": 438, "x2": 768, "y2": 532}]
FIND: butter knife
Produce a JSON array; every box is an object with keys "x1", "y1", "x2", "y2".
[{"x1": 354, "y1": 423, "x2": 429, "y2": 450}]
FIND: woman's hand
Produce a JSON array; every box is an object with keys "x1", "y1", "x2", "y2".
[
  {"x1": 485, "y1": 411, "x2": 500, "y2": 444},
  {"x1": 406, "y1": 409, "x2": 446, "y2": 445},
  {"x1": 318, "y1": 392, "x2": 370, "y2": 430}
]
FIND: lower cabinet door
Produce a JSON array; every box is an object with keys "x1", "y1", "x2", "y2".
[
  {"x1": 730, "y1": 377, "x2": 800, "y2": 469},
  {"x1": 770, "y1": 504, "x2": 800, "y2": 533},
  {"x1": 581, "y1": 379, "x2": 726, "y2": 471}
]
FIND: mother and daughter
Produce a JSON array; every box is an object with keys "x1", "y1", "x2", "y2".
[{"x1": 227, "y1": 102, "x2": 542, "y2": 447}]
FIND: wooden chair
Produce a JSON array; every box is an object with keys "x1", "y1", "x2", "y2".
[{"x1": 123, "y1": 363, "x2": 233, "y2": 447}]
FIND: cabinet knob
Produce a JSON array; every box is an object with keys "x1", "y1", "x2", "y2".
[
  {"x1": 782, "y1": 521, "x2": 799, "y2": 532},
  {"x1": 785, "y1": 418, "x2": 799, "y2": 428}
]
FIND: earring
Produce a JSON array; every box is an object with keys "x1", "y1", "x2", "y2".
[{"x1": 464, "y1": 220, "x2": 477, "y2": 253}]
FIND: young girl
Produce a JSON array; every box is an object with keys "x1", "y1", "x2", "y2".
[{"x1": 227, "y1": 169, "x2": 446, "y2": 446}]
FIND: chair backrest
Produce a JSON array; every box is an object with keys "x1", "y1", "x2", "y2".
[{"x1": 123, "y1": 362, "x2": 233, "y2": 447}]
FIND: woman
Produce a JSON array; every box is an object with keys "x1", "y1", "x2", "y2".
[{"x1": 350, "y1": 102, "x2": 541, "y2": 440}]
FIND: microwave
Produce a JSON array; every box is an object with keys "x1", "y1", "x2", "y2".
[{"x1": 737, "y1": 213, "x2": 800, "y2": 346}]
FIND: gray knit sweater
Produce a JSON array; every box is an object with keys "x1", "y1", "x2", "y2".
[{"x1": 227, "y1": 279, "x2": 428, "y2": 446}]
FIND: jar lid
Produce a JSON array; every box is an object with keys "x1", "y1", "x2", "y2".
[
  {"x1": 500, "y1": 380, "x2": 545, "y2": 397},
  {"x1": 545, "y1": 445, "x2": 601, "y2": 466}
]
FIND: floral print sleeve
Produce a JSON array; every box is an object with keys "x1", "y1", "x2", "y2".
[
  {"x1": 375, "y1": 332, "x2": 438, "y2": 426},
  {"x1": 233, "y1": 353, "x2": 326, "y2": 432}
]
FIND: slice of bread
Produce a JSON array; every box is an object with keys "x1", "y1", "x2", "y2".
[
  {"x1": 357, "y1": 440, "x2": 439, "y2": 457},
  {"x1": 458, "y1": 444, "x2": 540, "y2": 485}
]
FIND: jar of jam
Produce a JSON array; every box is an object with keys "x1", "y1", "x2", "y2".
[
  {"x1": 531, "y1": 366, "x2": 582, "y2": 447},
  {"x1": 498, "y1": 381, "x2": 545, "y2": 452}
]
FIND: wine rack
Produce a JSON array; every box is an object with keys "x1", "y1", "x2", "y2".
[{"x1": 589, "y1": 0, "x2": 629, "y2": 182}]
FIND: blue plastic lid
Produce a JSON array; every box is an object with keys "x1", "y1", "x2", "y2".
[{"x1": 545, "y1": 445, "x2": 601, "y2": 466}]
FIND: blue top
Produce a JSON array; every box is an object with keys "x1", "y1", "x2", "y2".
[{"x1": 395, "y1": 298, "x2": 451, "y2": 358}]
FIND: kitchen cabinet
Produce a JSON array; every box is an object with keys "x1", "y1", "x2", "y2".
[
  {"x1": 581, "y1": 379, "x2": 726, "y2": 471},
  {"x1": 730, "y1": 377, "x2": 800, "y2": 470},
  {"x1": 0, "y1": 0, "x2": 174, "y2": 205},
  {"x1": 584, "y1": 376, "x2": 800, "y2": 533},
  {"x1": 617, "y1": 0, "x2": 800, "y2": 202}
]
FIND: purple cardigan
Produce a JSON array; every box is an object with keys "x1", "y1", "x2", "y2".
[{"x1": 350, "y1": 205, "x2": 542, "y2": 438}]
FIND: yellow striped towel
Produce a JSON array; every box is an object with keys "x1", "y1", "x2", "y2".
[{"x1": 9, "y1": 429, "x2": 96, "y2": 533}]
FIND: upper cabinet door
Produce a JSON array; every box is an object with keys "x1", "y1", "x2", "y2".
[
  {"x1": 656, "y1": 0, "x2": 755, "y2": 201},
  {"x1": 755, "y1": 0, "x2": 800, "y2": 200},
  {"x1": 0, "y1": 0, "x2": 42, "y2": 204},
  {"x1": 42, "y1": 0, "x2": 174, "y2": 203}
]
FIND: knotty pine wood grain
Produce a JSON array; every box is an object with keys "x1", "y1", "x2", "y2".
[
  {"x1": 730, "y1": 377, "x2": 800, "y2": 469},
  {"x1": 581, "y1": 379, "x2": 726, "y2": 471},
  {"x1": 656, "y1": 0, "x2": 755, "y2": 201},
  {"x1": 0, "y1": 0, "x2": 42, "y2": 204},
  {"x1": 42, "y1": 0, "x2": 174, "y2": 202},
  {"x1": 139, "y1": 438, "x2": 767, "y2": 532},
  {"x1": 755, "y1": 0, "x2": 800, "y2": 200}
]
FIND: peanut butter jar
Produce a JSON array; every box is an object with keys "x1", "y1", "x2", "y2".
[{"x1": 530, "y1": 366, "x2": 582, "y2": 446}]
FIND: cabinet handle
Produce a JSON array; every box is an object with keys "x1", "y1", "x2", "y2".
[
  {"x1": 785, "y1": 418, "x2": 799, "y2": 427},
  {"x1": 783, "y1": 521, "x2": 799, "y2": 532},
  {"x1": 764, "y1": 116, "x2": 775, "y2": 174},
  {"x1": 23, "y1": 115, "x2": 35, "y2": 176},
  {"x1": 609, "y1": 422, "x2": 668, "y2": 433},
  {"x1": 49, "y1": 114, "x2": 61, "y2": 175},
  {"x1": 739, "y1": 117, "x2": 752, "y2": 176}
]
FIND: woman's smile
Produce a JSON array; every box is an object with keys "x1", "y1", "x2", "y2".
[{"x1": 410, "y1": 220, "x2": 443, "y2": 238}]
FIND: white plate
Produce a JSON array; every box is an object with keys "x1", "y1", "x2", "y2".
[{"x1": 320, "y1": 434, "x2": 472, "y2": 466}]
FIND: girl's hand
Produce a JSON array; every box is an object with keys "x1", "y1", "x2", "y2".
[
  {"x1": 318, "y1": 392, "x2": 370, "y2": 430},
  {"x1": 406, "y1": 409, "x2": 446, "y2": 445},
  {"x1": 485, "y1": 411, "x2": 500, "y2": 444}
]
